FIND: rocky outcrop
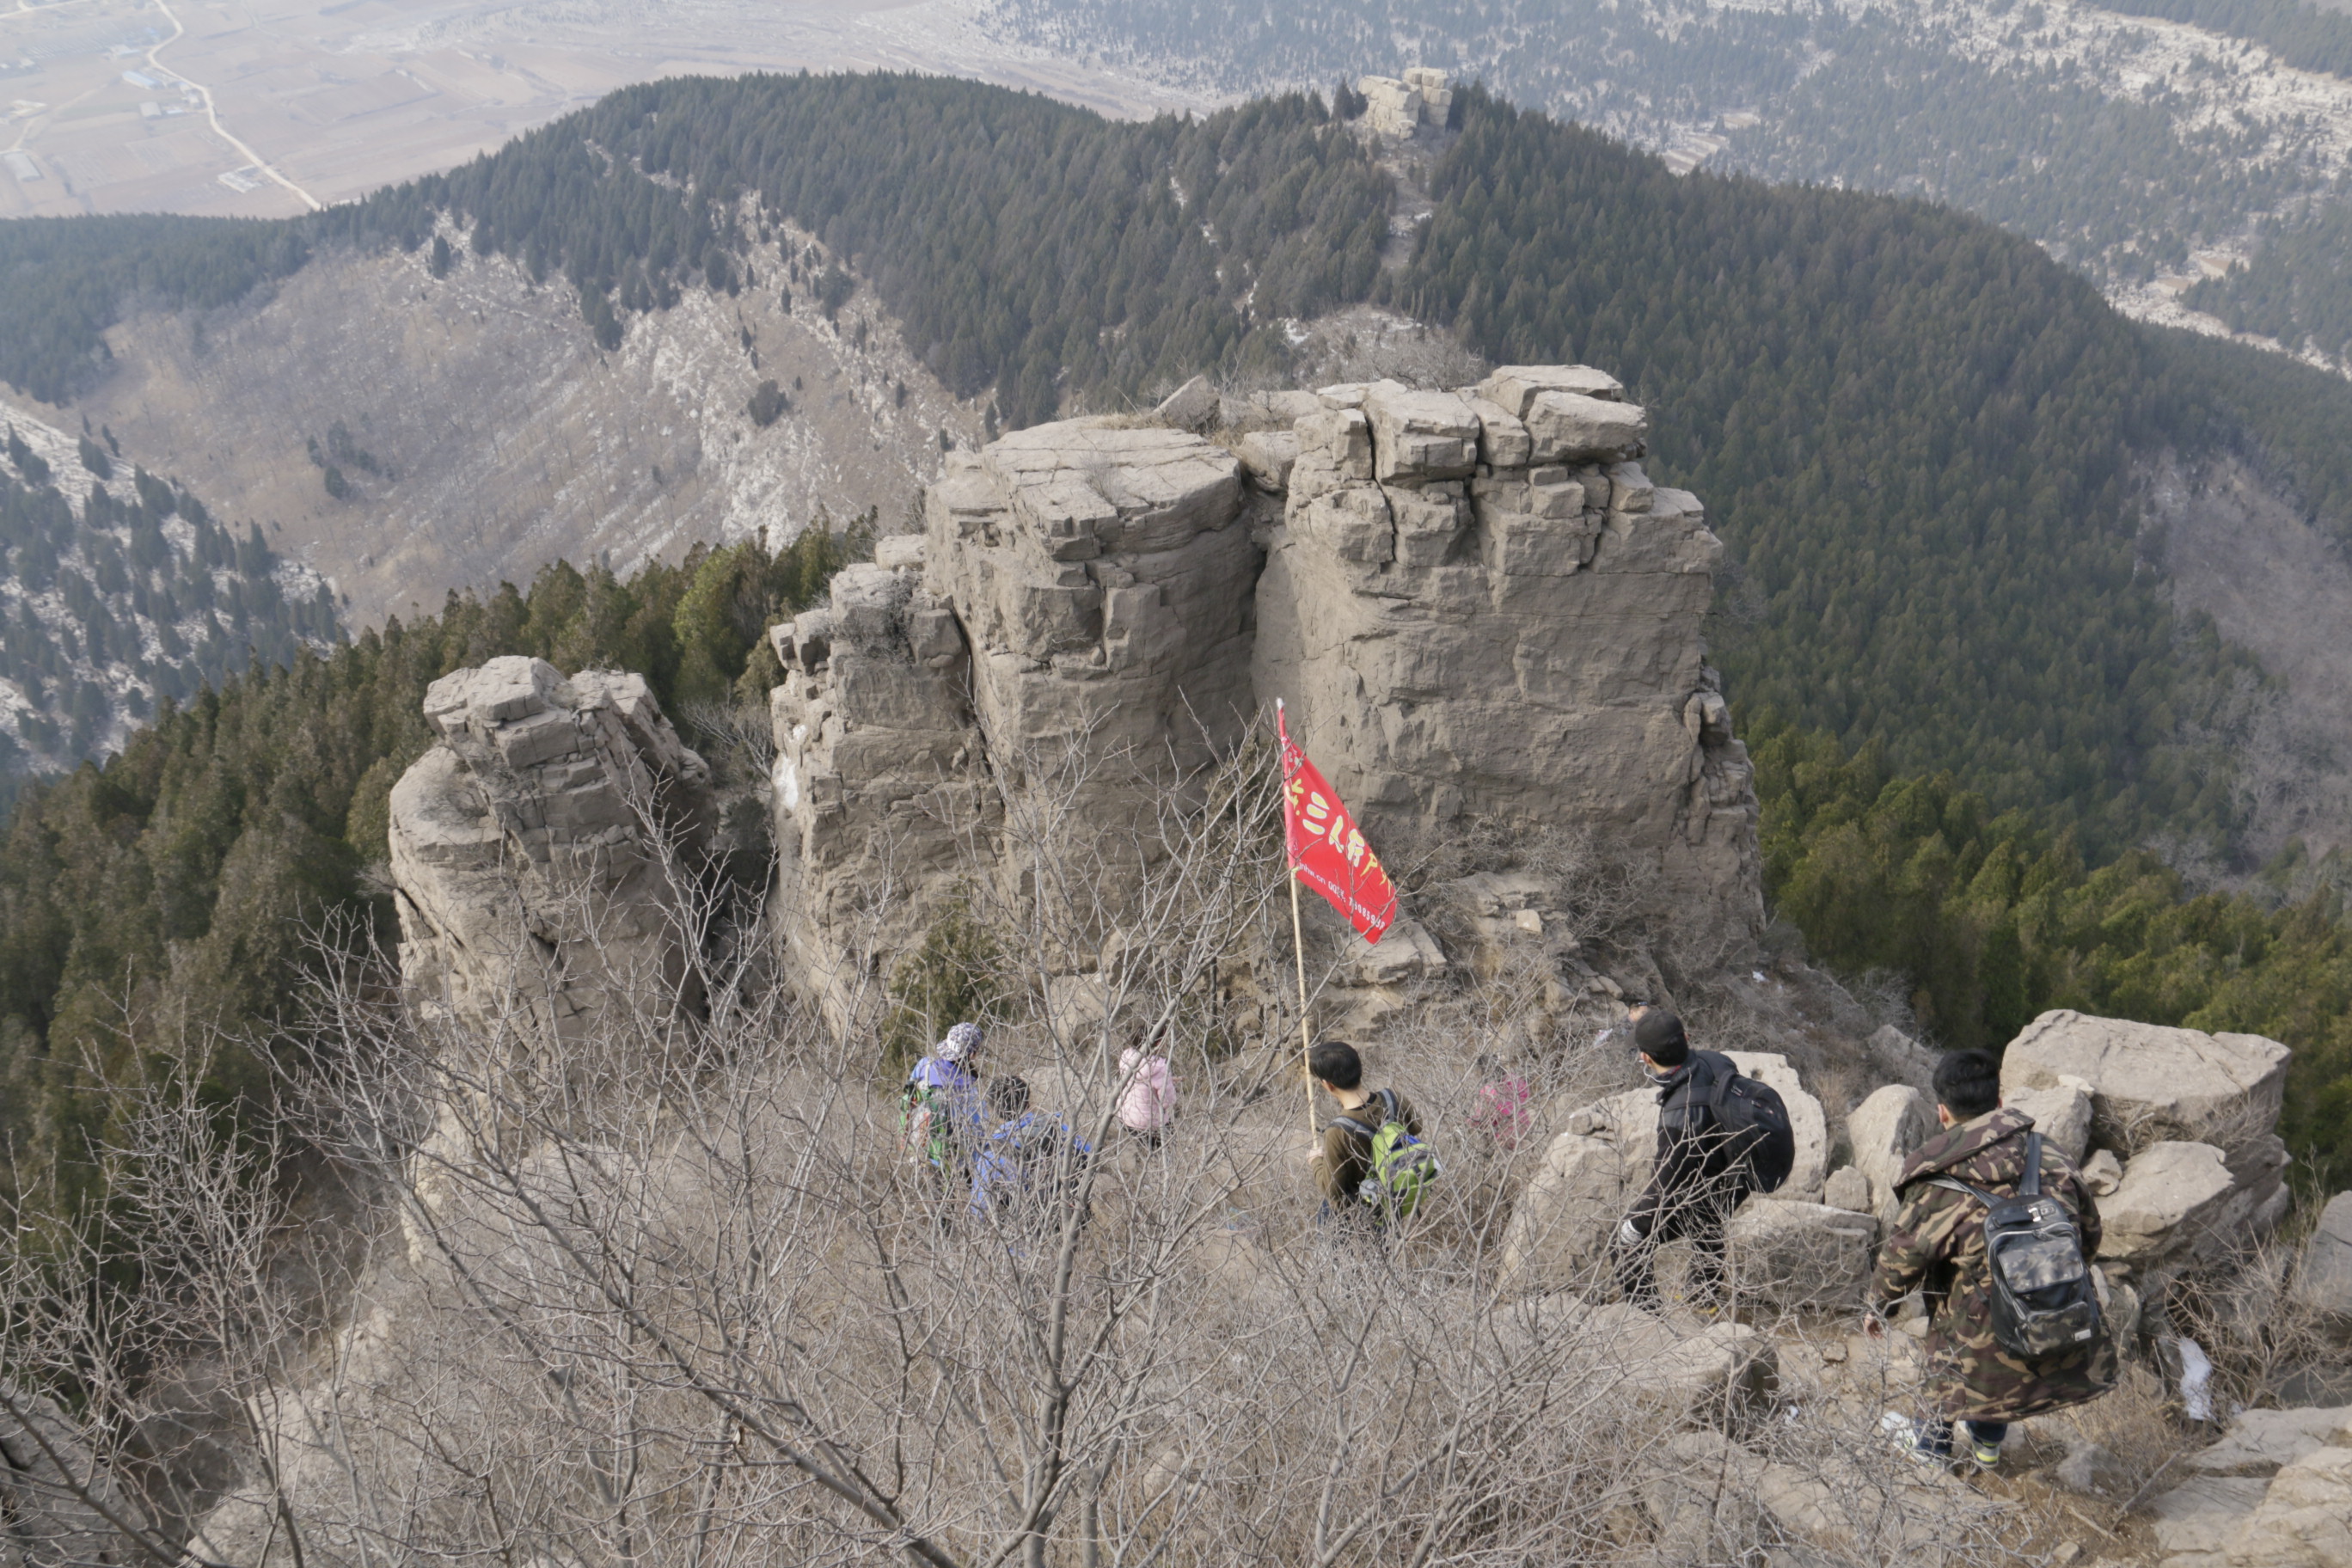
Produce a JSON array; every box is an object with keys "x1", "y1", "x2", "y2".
[
  {"x1": 389, "y1": 656, "x2": 714, "y2": 1039},
  {"x1": 2294, "y1": 1191, "x2": 2352, "y2": 1320},
  {"x1": 767, "y1": 556, "x2": 989, "y2": 1020},
  {"x1": 2000, "y1": 1012, "x2": 2294, "y2": 1268},
  {"x1": 768, "y1": 366, "x2": 1765, "y2": 1020},
  {"x1": 1252, "y1": 371, "x2": 1761, "y2": 949},
  {"x1": 1357, "y1": 67, "x2": 1453, "y2": 137},
  {"x1": 2153, "y1": 1406, "x2": 2352, "y2": 1568},
  {"x1": 2001, "y1": 1010, "x2": 2291, "y2": 1166}
]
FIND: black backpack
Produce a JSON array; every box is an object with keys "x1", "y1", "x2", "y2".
[
  {"x1": 1705, "y1": 1063, "x2": 1796, "y2": 1194},
  {"x1": 1932, "y1": 1132, "x2": 2102, "y2": 1358}
]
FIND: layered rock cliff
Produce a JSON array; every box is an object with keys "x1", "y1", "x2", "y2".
[
  {"x1": 769, "y1": 365, "x2": 1762, "y2": 1018},
  {"x1": 389, "y1": 656, "x2": 715, "y2": 1042}
]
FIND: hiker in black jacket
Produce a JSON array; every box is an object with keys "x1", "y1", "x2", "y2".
[{"x1": 1610, "y1": 1008, "x2": 1749, "y2": 1311}]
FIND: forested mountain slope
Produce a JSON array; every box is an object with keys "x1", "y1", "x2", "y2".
[
  {"x1": 0, "y1": 411, "x2": 336, "y2": 795},
  {"x1": 6, "y1": 71, "x2": 2352, "y2": 1185},
  {"x1": 0, "y1": 525, "x2": 852, "y2": 1214},
  {"x1": 8, "y1": 72, "x2": 2352, "y2": 854},
  {"x1": 979, "y1": 0, "x2": 2352, "y2": 372}
]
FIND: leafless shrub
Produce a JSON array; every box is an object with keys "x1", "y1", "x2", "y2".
[{"x1": 3, "y1": 751, "x2": 2055, "y2": 1568}]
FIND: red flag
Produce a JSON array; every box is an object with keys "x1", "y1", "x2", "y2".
[{"x1": 1277, "y1": 702, "x2": 1399, "y2": 945}]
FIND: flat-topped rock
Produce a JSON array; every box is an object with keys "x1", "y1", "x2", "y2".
[
  {"x1": 982, "y1": 423, "x2": 1243, "y2": 556},
  {"x1": 1475, "y1": 364, "x2": 1627, "y2": 413},
  {"x1": 2000, "y1": 1010, "x2": 2290, "y2": 1164},
  {"x1": 1360, "y1": 381, "x2": 1479, "y2": 481}
]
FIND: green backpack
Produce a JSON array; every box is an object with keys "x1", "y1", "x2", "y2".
[
  {"x1": 901, "y1": 1081, "x2": 953, "y2": 1169},
  {"x1": 1331, "y1": 1089, "x2": 1442, "y2": 1220}
]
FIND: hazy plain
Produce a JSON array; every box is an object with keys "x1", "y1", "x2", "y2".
[{"x1": 0, "y1": 0, "x2": 1200, "y2": 218}]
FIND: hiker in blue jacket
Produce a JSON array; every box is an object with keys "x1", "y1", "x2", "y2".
[
  {"x1": 902, "y1": 1021, "x2": 988, "y2": 1197},
  {"x1": 968, "y1": 1076, "x2": 1093, "y2": 1241}
]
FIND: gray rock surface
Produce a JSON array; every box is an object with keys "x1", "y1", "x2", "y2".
[
  {"x1": 768, "y1": 559, "x2": 987, "y2": 1022},
  {"x1": 2098, "y1": 1142, "x2": 2245, "y2": 1266},
  {"x1": 1253, "y1": 372, "x2": 1761, "y2": 946},
  {"x1": 1848, "y1": 1084, "x2": 1937, "y2": 1230},
  {"x1": 2223, "y1": 1445, "x2": 2352, "y2": 1568},
  {"x1": 2000, "y1": 1010, "x2": 2291, "y2": 1166},
  {"x1": 2294, "y1": 1191, "x2": 2352, "y2": 1320},
  {"x1": 390, "y1": 656, "x2": 714, "y2": 1039},
  {"x1": 2150, "y1": 1473, "x2": 2270, "y2": 1566},
  {"x1": 1499, "y1": 1088, "x2": 1658, "y2": 1290},
  {"x1": 1725, "y1": 1199, "x2": 1875, "y2": 1310},
  {"x1": 2005, "y1": 1076, "x2": 2095, "y2": 1164},
  {"x1": 765, "y1": 364, "x2": 1766, "y2": 1017},
  {"x1": 2053, "y1": 1439, "x2": 2128, "y2": 1497},
  {"x1": 1823, "y1": 1164, "x2": 1871, "y2": 1213},
  {"x1": 2187, "y1": 1406, "x2": 2352, "y2": 1477}
]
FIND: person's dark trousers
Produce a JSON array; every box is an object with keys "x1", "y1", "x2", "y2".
[
  {"x1": 1920, "y1": 1419, "x2": 2008, "y2": 1458},
  {"x1": 1612, "y1": 1183, "x2": 1749, "y2": 1308}
]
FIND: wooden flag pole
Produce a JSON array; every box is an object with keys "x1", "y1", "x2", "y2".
[{"x1": 1290, "y1": 867, "x2": 1315, "y2": 1142}]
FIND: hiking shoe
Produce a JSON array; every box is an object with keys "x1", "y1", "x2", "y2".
[{"x1": 1965, "y1": 1430, "x2": 2003, "y2": 1467}]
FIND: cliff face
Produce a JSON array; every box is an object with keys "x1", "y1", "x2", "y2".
[
  {"x1": 389, "y1": 656, "x2": 715, "y2": 1043},
  {"x1": 768, "y1": 365, "x2": 1761, "y2": 1016}
]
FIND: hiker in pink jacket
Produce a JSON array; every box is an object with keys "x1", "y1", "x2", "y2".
[{"x1": 1118, "y1": 1044, "x2": 1177, "y2": 1147}]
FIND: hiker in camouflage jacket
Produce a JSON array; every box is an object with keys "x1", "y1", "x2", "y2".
[{"x1": 1869, "y1": 1051, "x2": 2116, "y2": 1449}]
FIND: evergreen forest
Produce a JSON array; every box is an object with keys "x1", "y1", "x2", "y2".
[
  {"x1": 0, "y1": 524, "x2": 859, "y2": 1219},
  {"x1": 0, "y1": 434, "x2": 337, "y2": 799}
]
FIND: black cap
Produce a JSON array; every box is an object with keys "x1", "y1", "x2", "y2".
[{"x1": 1632, "y1": 1008, "x2": 1689, "y2": 1066}]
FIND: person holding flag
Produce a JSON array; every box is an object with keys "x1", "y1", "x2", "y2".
[{"x1": 1278, "y1": 702, "x2": 1439, "y2": 1227}]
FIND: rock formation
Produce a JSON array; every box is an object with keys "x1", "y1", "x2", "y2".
[
  {"x1": 767, "y1": 367, "x2": 1765, "y2": 1021},
  {"x1": 2294, "y1": 1191, "x2": 2352, "y2": 1320},
  {"x1": 1356, "y1": 67, "x2": 1455, "y2": 137},
  {"x1": 389, "y1": 656, "x2": 714, "y2": 1039},
  {"x1": 2151, "y1": 1406, "x2": 2352, "y2": 1568},
  {"x1": 1498, "y1": 1051, "x2": 1826, "y2": 1293},
  {"x1": 2000, "y1": 1010, "x2": 2294, "y2": 1273}
]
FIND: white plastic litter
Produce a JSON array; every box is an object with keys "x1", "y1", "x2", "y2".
[{"x1": 2177, "y1": 1336, "x2": 2215, "y2": 1422}]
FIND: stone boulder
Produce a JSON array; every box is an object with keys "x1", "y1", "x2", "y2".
[
  {"x1": 1499, "y1": 1089, "x2": 1657, "y2": 1290},
  {"x1": 2224, "y1": 1445, "x2": 2352, "y2": 1567},
  {"x1": 2001, "y1": 1010, "x2": 2290, "y2": 1167},
  {"x1": 2294, "y1": 1191, "x2": 2352, "y2": 1320},
  {"x1": 391, "y1": 657, "x2": 714, "y2": 1040},
  {"x1": 2005, "y1": 1076, "x2": 2094, "y2": 1163},
  {"x1": 2098, "y1": 1142, "x2": 2246, "y2": 1266},
  {"x1": 1848, "y1": 1084, "x2": 1936, "y2": 1230},
  {"x1": 2189, "y1": 1406, "x2": 2352, "y2": 1478},
  {"x1": 1725, "y1": 1199, "x2": 1876, "y2": 1311},
  {"x1": 1823, "y1": 1164, "x2": 1871, "y2": 1213}
]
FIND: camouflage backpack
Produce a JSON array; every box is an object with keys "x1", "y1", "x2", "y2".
[
  {"x1": 1331, "y1": 1088, "x2": 1442, "y2": 1220},
  {"x1": 1932, "y1": 1132, "x2": 2103, "y2": 1357}
]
